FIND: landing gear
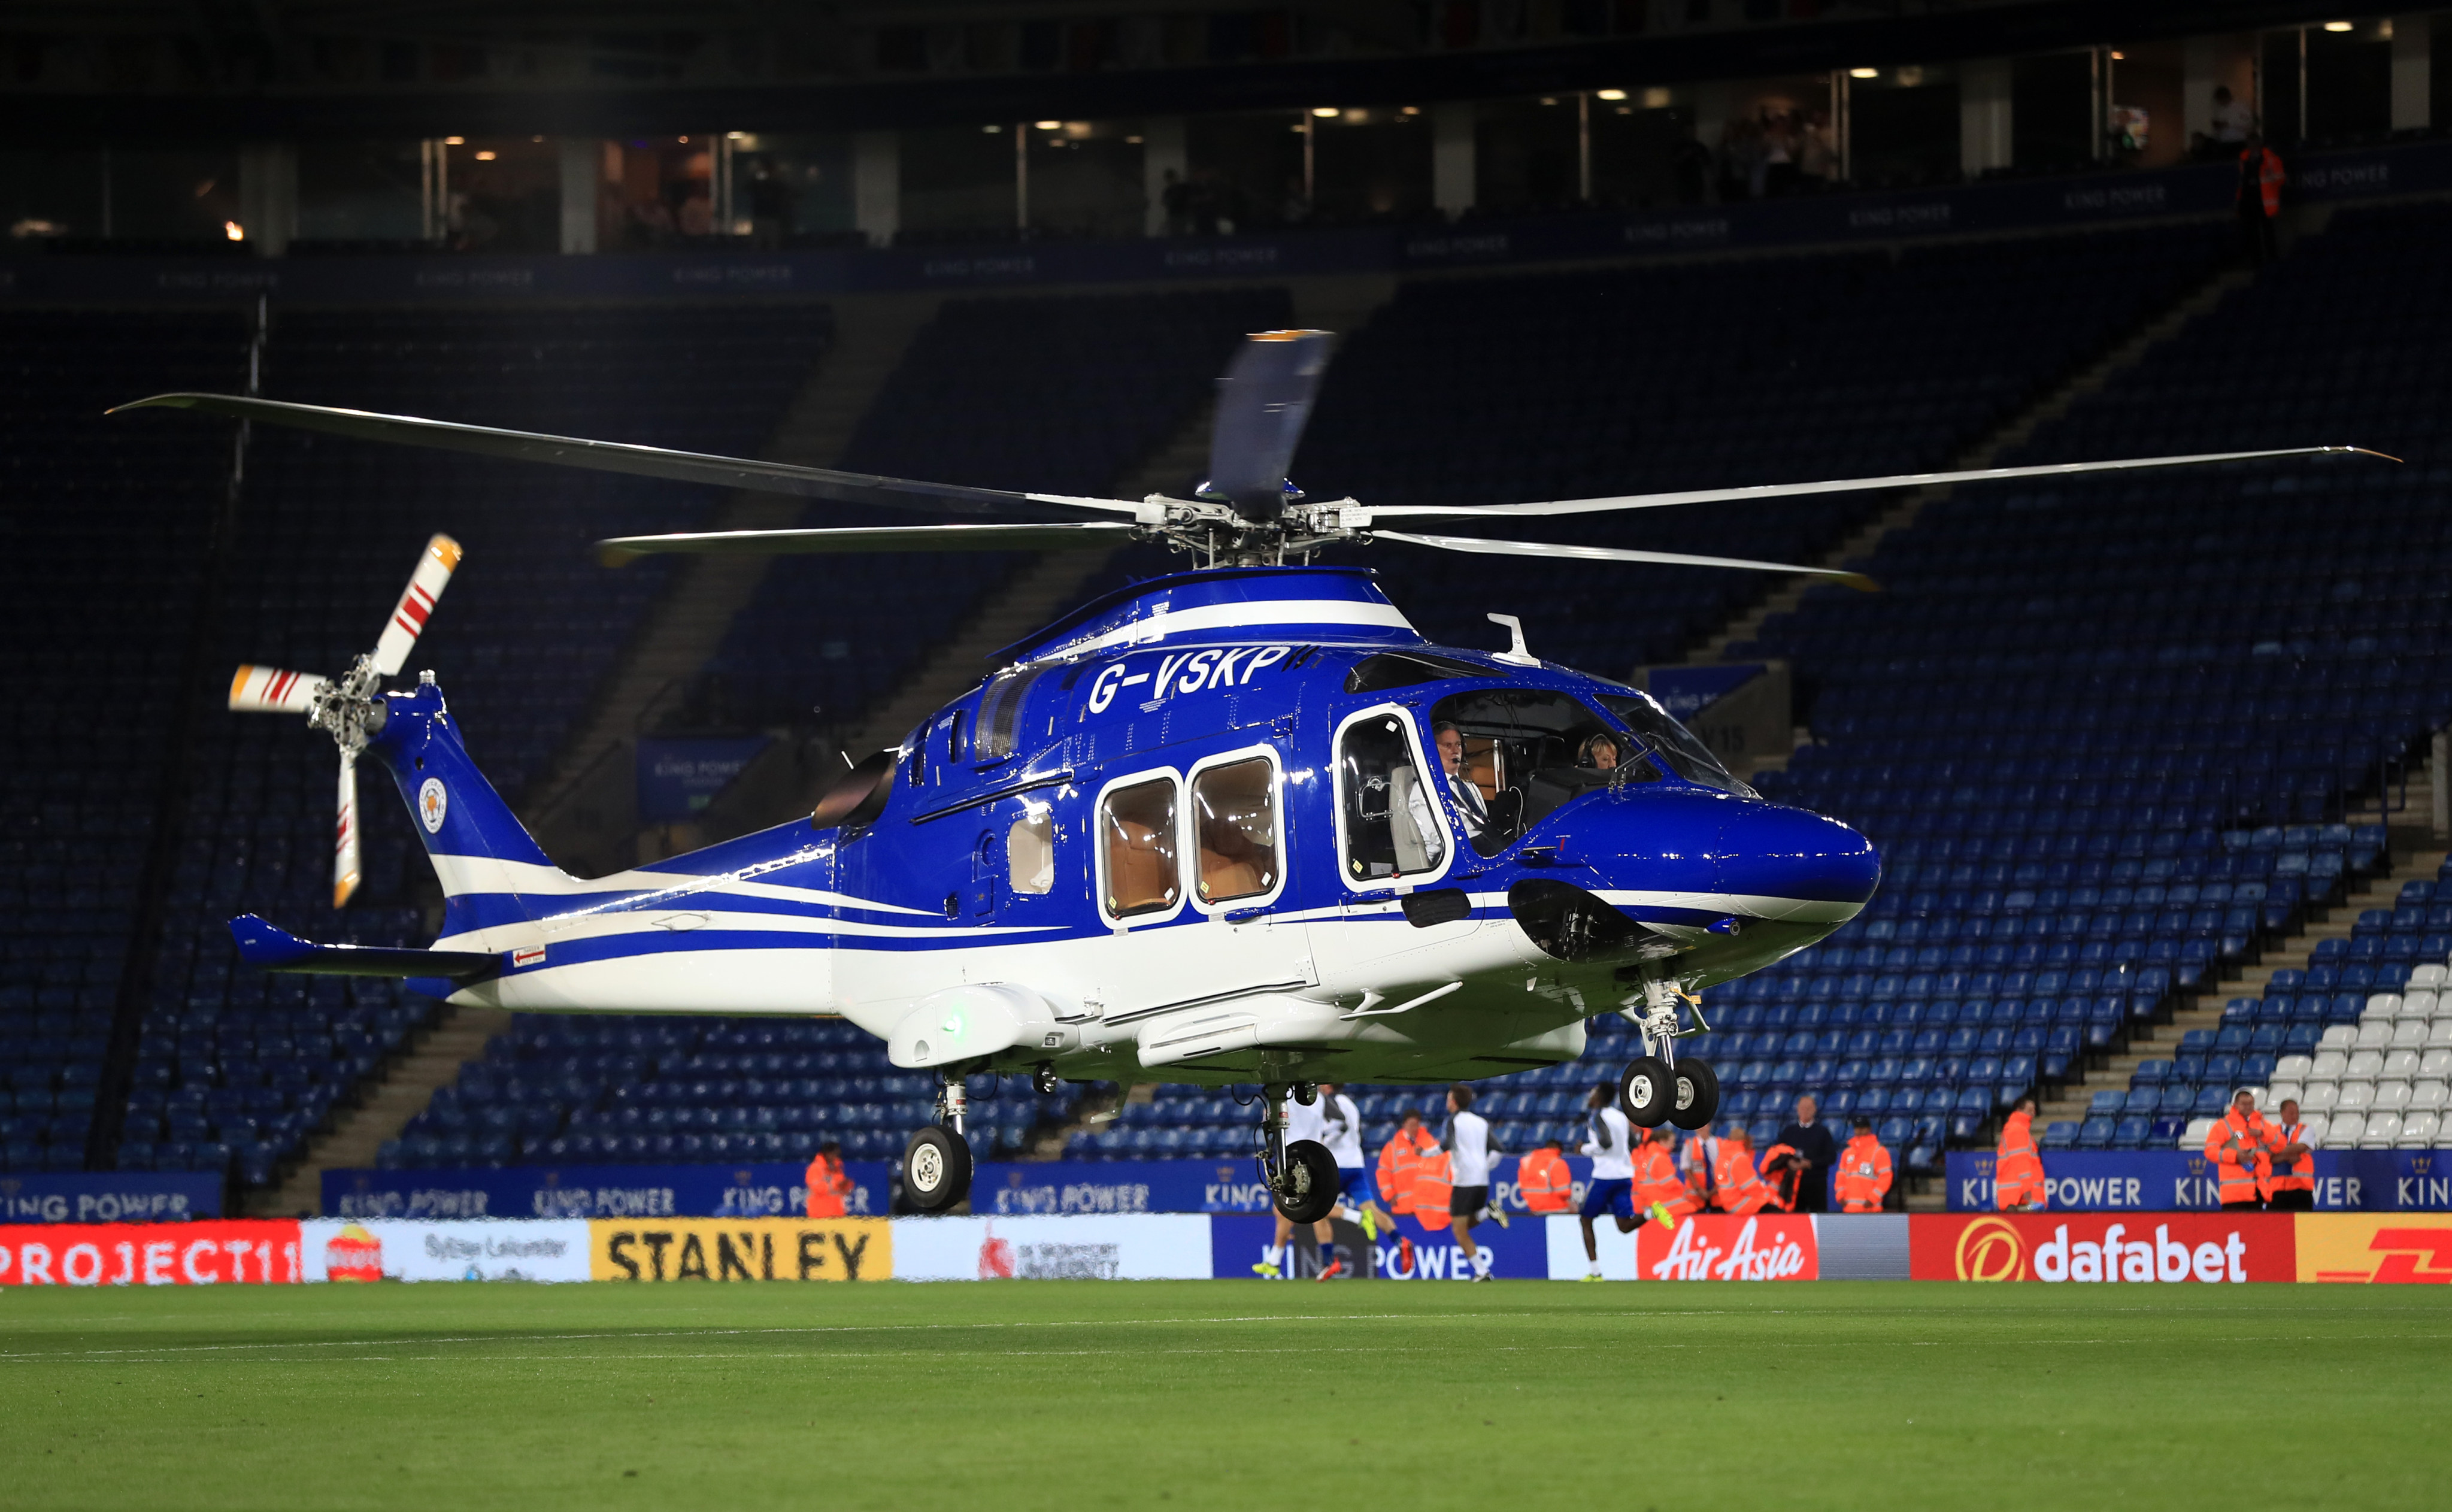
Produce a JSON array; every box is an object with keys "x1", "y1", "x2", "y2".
[
  {"x1": 904, "y1": 1071, "x2": 975, "y2": 1213},
  {"x1": 1254, "y1": 1082, "x2": 1338, "y2": 1224},
  {"x1": 1619, "y1": 975, "x2": 1718, "y2": 1132},
  {"x1": 1032, "y1": 1064, "x2": 1060, "y2": 1095}
]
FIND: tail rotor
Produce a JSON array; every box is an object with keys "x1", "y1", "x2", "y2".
[{"x1": 224, "y1": 532, "x2": 463, "y2": 907}]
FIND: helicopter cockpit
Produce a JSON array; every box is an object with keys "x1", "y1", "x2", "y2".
[{"x1": 1428, "y1": 685, "x2": 1756, "y2": 856}]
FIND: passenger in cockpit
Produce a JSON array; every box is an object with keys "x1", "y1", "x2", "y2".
[
  {"x1": 1433, "y1": 721, "x2": 1489, "y2": 843},
  {"x1": 1577, "y1": 732, "x2": 1622, "y2": 771}
]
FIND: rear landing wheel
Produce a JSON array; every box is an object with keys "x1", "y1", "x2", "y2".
[
  {"x1": 1668, "y1": 1059, "x2": 1720, "y2": 1131},
  {"x1": 903, "y1": 1124, "x2": 972, "y2": 1213},
  {"x1": 1274, "y1": 1138, "x2": 1339, "y2": 1225},
  {"x1": 1620, "y1": 1057, "x2": 1674, "y2": 1128}
]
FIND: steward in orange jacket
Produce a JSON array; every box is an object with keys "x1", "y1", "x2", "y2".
[
  {"x1": 1995, "y1": 1099, "x2": 2047, "y2": 1211},
  {"x1": 1757, "y1": 1141, "x2": 1811, "y2": 1213},
  {"x1": 2264, "y1": 1097, "x2": 2317, "y2": 1210},
  {"x1": 1834, "y1": 1120, "x2": 1893, "y2": 1213},
  {"x1": 804, "y1": 1142, "x2": 853, "y2": 1219},
  {"x1": 1632, "y1": 1129, "x2": 1700, "y2": 1220},
  {"x1": 2238, "y1": 139, "x2": 2284, "y2": 217},
  {"x1": 2205, "y1": 1090, "x2": 2275, "y2": 1210},
  {"x1": 1377, "y1": 1114, "x2": 1434, "y2": 1216},
  {"x1": 1410, "y1": 1139, "x2": 1454, "y2": 1232},
  {"x1": 1711, "y1": 1131, "x2": 1774, "y2": 1216},
  {"x1": 1517, "y1": 1142, "x2": 1575, "y2": 1214}
]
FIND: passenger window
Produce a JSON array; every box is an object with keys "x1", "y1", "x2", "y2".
[
  {"x1": 1006, "y1": 808, "x2": 1053, "y2": 895},
  {"x1": 1192, "y1": 757, "x2": 1278, "y2": 904},
  {"x1": 1099, "y1": 778, "x2": 1180, "y2": 917},
  {"x1": 1338, "y1": 715, "x2": 1446, "y2": 883}
]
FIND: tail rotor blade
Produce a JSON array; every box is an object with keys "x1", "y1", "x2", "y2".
[
  {"x1": 229, "y1": 665, "x2": 329, "y2": 714},
  {"x1": 334, "y1": 750, "x2": 360, "y2": 909},
  {"x1": 1207, "y1": 329, "x2": 1334, "y2": 519},
  {"x1": 372, "y1": 533, "x2": 463, "y2": 677}
]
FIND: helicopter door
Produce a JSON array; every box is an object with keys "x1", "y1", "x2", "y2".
[{"x1": 1335, "y1": 708, "x2": 1450, "y2": 889}]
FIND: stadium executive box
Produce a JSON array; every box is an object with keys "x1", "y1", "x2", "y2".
[
  {"x1": 1945, "y1": 1151, "x2": 2452, "y2": 1213},
  {"x1": 5, "y1": 1214, "x2": 2450, "y2": 1285},
  {"x1": 4, "y1": 138, "x2": 2445, "y2": 308}
]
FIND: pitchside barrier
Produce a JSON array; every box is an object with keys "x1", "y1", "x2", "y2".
[
  {"x1": 1945, "y1": 1151, "x2": 2452, "y2": 1213},
  {"x1": 5, "y1": 1214, "x2": 2449, "y2": 1285}
]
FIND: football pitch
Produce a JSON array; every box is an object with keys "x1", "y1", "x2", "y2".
[{"x1": 1, "y1": 1282, "x2": 2443, "y2": 1511}]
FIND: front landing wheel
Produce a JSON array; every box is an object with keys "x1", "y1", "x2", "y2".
[
  {"x1": 1668, "y1": 1059, "x2": 1720, "y2": 1131},
  {"x1": 1274, "y1": 1138, "x2": 1339, "y2": 1225},
  {"x1": 904, "y1": 1124, "x2": 973, "y2": 1213},
  {"x1": 1620, "y1": 1056, "x2": 1675, "y2": 1128}
]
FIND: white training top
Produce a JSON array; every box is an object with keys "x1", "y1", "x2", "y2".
[
  {"x1": 1581, "y1": 1104, "x2": 1635, "y2": 1180},
  {"x1": 1445, "y1": 1108, "x2": 1495, "y2": 1186},
  {"x1": 1318, "y1": 1092, "x2": 1365, "y2": 1169},
  {"x1": 1285, "y1": 1096, "x2": 1327, "y2": 1147}
]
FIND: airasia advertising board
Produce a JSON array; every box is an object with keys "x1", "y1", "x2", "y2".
[
  {"x1": 0, "y1": 1222, "x2": 304, "y2": 1286},
  {"x1": 1634, "y1": 1213, "x2": 1821, "y2": 1280},
  {"x1": 1910, "y1": 1213, "x2": 2295, "y2": 1282}
]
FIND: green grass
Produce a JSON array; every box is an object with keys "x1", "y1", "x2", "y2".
[{"x1": 1, "y1": 1281, "x2": 2445, "y2": 1510}]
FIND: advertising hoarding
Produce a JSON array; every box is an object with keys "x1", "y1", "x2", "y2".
[
  {"x1": 1909, "y1": 1213, "x2": 2296, "y2": 1282},
  {"x1": 1945, "y1": 1150, "x2": 2452, "y2": 1212},
  {"x1": 587, "y1": 1217, "x2": 890, "y2": 1281},
  {"x1": 323, "y1": 1160, "x2": 889, "y2": 1221},
  {"x1": 298, "y1": 1219, "x2": 592, "y2": 1283},
  {"x1": 0, "y1": 1221, "x2": 302, "y2": 1285},
  {"x1": 893, "y1": 1214, "x2": 1213, "y2": 1280},
  {"x1": 0, "y1": 1172, "x2": 225, "y2": 1225},
  {"x1": 2292, "y1": 1214, "x2": 2452, "y2": 1283}
]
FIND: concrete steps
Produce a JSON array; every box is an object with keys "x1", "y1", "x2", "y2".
[{"x1": 246, "y1": 1005, "x2": 512, "y2": 1217}]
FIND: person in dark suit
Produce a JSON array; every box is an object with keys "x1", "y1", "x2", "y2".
[{"x1": 1774, "y1": 1093, "x2": 1839, "y2": 1213}]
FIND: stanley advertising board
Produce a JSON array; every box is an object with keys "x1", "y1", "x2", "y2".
[{"x1": 589, "y1": 1217, "x2": 890, "y2": 1281}]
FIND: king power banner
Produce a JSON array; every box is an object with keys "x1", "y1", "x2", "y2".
[{"x1": 1946, "y1": 1149, "x2": 2452, "y2": 1212}]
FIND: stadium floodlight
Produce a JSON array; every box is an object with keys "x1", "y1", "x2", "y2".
[
  {"x1": 1849, "y1": 67, "x2": 1880, "y2": 78},
  {"x1": 2324, "y1": 20, "x2": 2353, "y2": 31}
]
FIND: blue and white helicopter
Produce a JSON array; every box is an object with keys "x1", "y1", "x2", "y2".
[{"x1": 122, "y1": 332, "x2": 2377, "y2": 1216}]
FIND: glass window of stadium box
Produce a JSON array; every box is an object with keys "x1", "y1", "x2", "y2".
[
  {"x1": 1308, "y1": 107, "x2": 1432, "y2": 226},
  {"x1": 1844, "y1": 63, "x2": 1960, "y2": 189},
  {"x1": 901, "y1": 123, "x2": 1020, "y2": 243},
  {"x1": 1587, "y1": 90, "x2": 1708, "y2": 209},
  {"x1": 1474, "y1": 96, "x2": 1581, "y2": 212},
  {"x1": 1026, "y1": 119, "x2": 1146, "y2": 240},
  {"x1": 2102, "y1": 41, "x2": 2189, "y2": 169},
  {"x1": 599, "y1": 135, "x2": 716, "y2": 250},
  {"x1": 0, "y1": 149, "x2": 107, "y2": 245},
  {"x1": 296, "y1": 140, "x2": 429, "y2": 249},
  {"x1": 2012, "y1": 51, "x2": 2100, "y2": 172},
  {"x1": 1702, "y1": 75, "x2": 1837, "y2": 202},
  {"x1": 6, "y1": 147, "x2": 247, "y2": 249},
  {"x1": 433, "y1": 135, "x2": 561, "y2": 252},
  {"x1": 724, "y1": 132, "x2": 857, "y2": 247},
  {"x1": 2303, "y1": 19, "x2": 2393, "y2": 144},
  {"x1": 1182, "y1": 110, "x2": 1307, "y2": 233}
]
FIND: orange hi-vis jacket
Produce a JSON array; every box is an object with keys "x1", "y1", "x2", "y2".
[
  {"x1": 1632, "y1": 1139, "x2": 1699, "y2": 1217},
  {"x1": 2240, "y1": 145, "x2": 2285, "y2": 217},
  {"x1": 1711, "y1": 1140, "x2": 1772, "y2": 1216},
  {"x1": 1995, "y1": 1109, "x2": 2048, "y2": 1210},
  {"x1": 1835, "y1": 1132, "x2": 1893, "y2": 1213},
  {"x1": 1518, "y1": 1147, "x2": 1575, "y2": 1213},
  {"x1": 2266, "y1": 1118, "x2": 2316, "y2": 1196},
  {"x1": 804, "y1": 1153, "x2": 851, "y2": 1219},
  {"x1": 1758, "y1": 1143, "x2": 1807, "y2": 1213},
  {"x1": 1411, "y1": 1142, "x2": 1454, "y2": 1223},
  {"x1": 2205, "y1": 1107, "x2": 2274, "y2": 1205},
  {"x1": 1378, "y1": 1128, "x2": 1432, "y2": 1214}
]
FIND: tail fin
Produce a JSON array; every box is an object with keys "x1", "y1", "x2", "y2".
[{"x1": 368, "y1": 679, "x2": 570, "y2": 937}]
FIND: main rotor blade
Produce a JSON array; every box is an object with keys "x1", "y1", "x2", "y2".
[
  {"x1": 371, "y1": 532, "x2": 462, "y2": 677},
  {"x1": 229, "y1": 665, "x2": 329, "y2": 714},
  {"x1": 1358, "y1": 446, "x2": 2396, "y2": 522},
  {"x1": 596, "y1": 521, "x2": 1139, "y2": 566},
  {"x1": 112, "y1": 393, "x2": 1144, "y2": 520},
  {"x1": 1371, "y1": 529, "x2": 1881, "y2": 591},
  {"x1": 1208, "y1": 330, "x2": 1333, "y2": 517}
]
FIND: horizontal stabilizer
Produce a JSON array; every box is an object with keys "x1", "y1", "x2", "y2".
[{"x1": 229, "y1": 913, "x2": 500, "y2": 981}]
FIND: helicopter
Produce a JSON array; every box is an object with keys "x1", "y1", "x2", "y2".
[{"x1": 120, "y1": 329, "x2": 2381, "y2": 1219}]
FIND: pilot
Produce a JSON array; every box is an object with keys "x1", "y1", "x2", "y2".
[
  {"x1": 1577, "y1": 732, "x2": 1622, "y2": 771},
  {"x1": 1432, "y1": 721, "x2": 1489, "y2": 840}
]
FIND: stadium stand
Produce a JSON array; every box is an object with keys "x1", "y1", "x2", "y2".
[
  {"x1": 109, "y1": 304, "x2": 834, "y2": 1187},
  {"x1": 1735, "y1": 199, "x2": 2452, "y2": 1165},
  {"x1": 0, "y1": 310, "x2": 250, "y2": 1174}
]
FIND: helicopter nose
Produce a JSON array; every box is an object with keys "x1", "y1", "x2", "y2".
[{"x1": 1711, "y1": 800, "x2": 1881, "y2": 920}]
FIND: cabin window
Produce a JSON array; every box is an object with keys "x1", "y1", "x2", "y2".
[
  {"x1": 1338, "y1": 714, "x2": 1446, "y2": 883},
  {"x1": 1596, "y1": 691, "x2": 1756, "y2": 796},
  {"x1": 1429, "y1": 688, "x2": 1662, "y2": 853},
  {"x1": 1006, "y1": 807, "x2": 1054, "y2": 895},
  {"x1": 1099, "y1": 777, "x2": 1180, "y2": 917},
  {"x1": 1191, "y1": 757, "x2": 1278, "y2": 904}
]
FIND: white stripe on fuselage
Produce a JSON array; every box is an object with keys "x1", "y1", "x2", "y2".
[
  {"x1": 1054, "y1": 598, "x2": 1414, "y2": 655},
  {"x1": 425, "y1": 851, "x2": 934, "y2": 916}
]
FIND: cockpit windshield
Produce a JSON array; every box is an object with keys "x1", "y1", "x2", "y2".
[
  {"x1": 1427, "y1": 689, "x2": 1664, "y2": 856},
  {"x1": 1595, "y1": 690, "x2": 1757, "y2": 798}
]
